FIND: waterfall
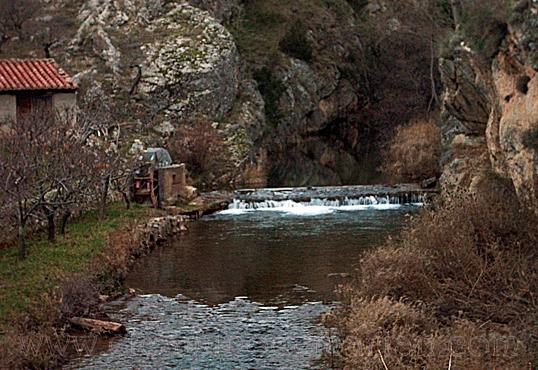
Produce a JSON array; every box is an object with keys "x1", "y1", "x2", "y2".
[{"x1": 226, "y1": 194, "x2": 424, "y2": 211}]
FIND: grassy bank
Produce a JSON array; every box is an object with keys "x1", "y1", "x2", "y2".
[
  {"x1": 0, "y1": 202, "x2": 157, "y2": 368},
  {"x1": 327, "y1": 176, "x2": 538, "y2": 369}
]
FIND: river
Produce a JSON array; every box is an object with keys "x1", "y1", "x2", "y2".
[{"x1": 72, "y1": 198, "x2": 420, "y2": 369}]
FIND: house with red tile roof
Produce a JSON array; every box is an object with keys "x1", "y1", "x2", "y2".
[{"x1": 0, "y1": 59, "x2": 78, "y2": 122}]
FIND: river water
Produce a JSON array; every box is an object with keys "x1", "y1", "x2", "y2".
[{"x1": 73, "y1": 200, "x2": 419, "y2": 369}]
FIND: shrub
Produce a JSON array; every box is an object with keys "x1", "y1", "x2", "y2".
[
  {"x1": 326, "y1": 297, "x2": 531, "y2": 369},
  {"x1": 345, "y1": 0, "x2": 368, "y2": 13},
  {"x1": 460, "y1": 0, "x2": 510, "y2": 61},
  {"x1": 331, "y1": 177, "x2": 538, "y2": 368},
  {"x1": 278, "y1": 22, "x2": 313, "y2": 63},
  {"x1": 380, "y1": 119, "x2": 442, "y2": 182},
  {"x1": 168, "y1": 120, "x2": 233, "y2": 190}
]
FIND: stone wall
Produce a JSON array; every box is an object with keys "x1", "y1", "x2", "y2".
[
  {"x1": 53, "y1": 92, "x2": 77, "y2": 112},
  {"x1": 0, "y1": 94, "x2": 16, "y2": 123},
  {"x1": 158, "y1": 164, "x2": 187, "y2": 206}
]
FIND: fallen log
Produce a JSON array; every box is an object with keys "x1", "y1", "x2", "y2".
[{"x1": 68, "y1": 317, "x2": 126, "y2": 335}]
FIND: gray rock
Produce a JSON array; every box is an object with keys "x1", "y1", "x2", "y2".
[{"x1": 140, "y1": 4, "x2": 239, "y2": 123}]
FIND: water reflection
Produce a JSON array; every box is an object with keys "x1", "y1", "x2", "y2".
[{"x1": 125, "y1": 207, "x2": 416, "y2": 305}]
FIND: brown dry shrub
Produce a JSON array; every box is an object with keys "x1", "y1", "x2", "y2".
[
  {"x1": 359, "y1": 178, "x2": 538, "y2": 322},
  {"x1": 57, "y1": 274, "x2": 99, "y2": 325},
  {"x1": 96, "y1": 222, "x2": 141, "y2": 282},
  {"x1": 0, "y1": 328, "x2": 67, "y2": 369},
  {"x1": 381, "y1": 119, "x2": 442, "y2": 182},
  {"x1": 333, "y1": 174, "x2": 538, "y2": 367},
  {"x1": 329, "y1": 297, "x2": 533, "y2": 369},
  {"x1": 168, "y1": 120, "x2": 233, "y2": 190}
]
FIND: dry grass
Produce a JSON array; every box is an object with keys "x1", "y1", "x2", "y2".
[
  {"x1": 381, "y1": 119, "x2": 442, "y2": 182},
  {"x1": 330, "y1": 174, "x2": 538, "y2": 368},
  {"x1": 326, "y1": 297, "x2": 532, "y2": 369}
]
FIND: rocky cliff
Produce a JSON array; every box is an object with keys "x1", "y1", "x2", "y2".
[
  {"x1": 18, "y1": 0, "x2": 413, "y2": 187},
  {"x1": 439, "y1": 2, "x2": 538, "y2": 207},
  {"x1": 4, "y1": 0, "x2": 435, "y2": 188}
]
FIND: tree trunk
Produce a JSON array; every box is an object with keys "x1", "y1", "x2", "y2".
[
  {"x1": 46, "y1": 212, "x2": 56, "y2": 242},
  {"x1": 68, "y1": 317, "x2": 127, "y2": 335},
  {"x1": 17, "y1": 208, "x2": 26, "y2": 259},
  {"x1": 100, "y1": 175, "x2": 110, "y2": 220},
  {"x1": 42, "y1": 204, "x2": 56, "y2": 242},
  {"x1": 122, "y1": 191, "x2": 131, "y2": 210},
  {"x1": 60, "y1": 211, "x2": 71, "y2": 235}
]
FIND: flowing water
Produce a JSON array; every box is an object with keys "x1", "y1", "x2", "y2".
[{"x1": 73, "y1": 197, "x2": 421, "y2": 369}]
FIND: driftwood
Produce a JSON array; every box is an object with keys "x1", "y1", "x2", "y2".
[{"x1": 68, "y1": 317, "x2": 126, "y2": 335}]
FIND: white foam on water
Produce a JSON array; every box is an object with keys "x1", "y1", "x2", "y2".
[
  {"x1": 219, "y1": 194, "x2": 424, "y2": 216},
  {"x1": 218, "y1": 208, "x2": 252, "y2": 215},
  {"x1": 281, "y1": 205, "x2": 335, "y2": 216},
  {"x1": 337, "y1": 204, "x2": 402, "y2": 211}
]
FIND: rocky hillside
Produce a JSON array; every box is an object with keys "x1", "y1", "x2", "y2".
[
  {"x1": 1, "y1": 0, "x2": 438, "y2": 188},
  {"x1": 439, "y1": 1, "x2": 538, "y2": 207}
]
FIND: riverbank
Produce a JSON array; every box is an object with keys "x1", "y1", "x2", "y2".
[
  {"x1": 0, "y1": 194, "x2": 230, "y2": 369},
  {"x1": 326, "y1": 178, "x2": 538, "y2": 368},
  {"x1": 70, "y1": 193, "x2": 420, "y2": 369}
]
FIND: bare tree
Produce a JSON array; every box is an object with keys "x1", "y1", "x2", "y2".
[
  {"x1": 78, "y1": 91, "x2": 141, "y2": 218},
  {"x1": 0, "y1": 108, "x2": 100, "y2": 255},
  {"x1": 0, "y1": 110, "x2": 56, "y2": 257},
  {"x1": 0, "y1": 0, "x2": 40, "y2": 51}
]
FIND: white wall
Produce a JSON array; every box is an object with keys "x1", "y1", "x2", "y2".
[
  {"x1": 53, "y1": 92, "x2": 77, "y2": 122},
  {"x1": 52, "y1": 92, "x2": 77, "y2": 112},
  {"x1": 0, "y1": 94, "x2": 16, "y2": 123}
]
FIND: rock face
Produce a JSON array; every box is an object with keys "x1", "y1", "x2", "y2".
[
  {"x1": 250, "y1": 3, "x2": 369, "y2": 186},
  {"x1": 270, "y1": 56, "x2": 362, "y2": 186},
  {"x1": 140, "y1": 4, "x2": 239, "y2": 123},
  {"x1": 48, "y1": 0, "x2": 423, "y2": 187},
  {"x1": 438, "y1": 51, "x2": 491, "y2": 193},
  {"x1": 487, "y1": 8, "x2": 538, "y2": 207},
  {"x1": 439, "y1": 3, "x2": 538, "y2": 207}
]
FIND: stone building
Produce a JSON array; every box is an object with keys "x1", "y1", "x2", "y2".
[
  {"x1": 0, "y1": 59, "x2": 77, "y2": 123},
  {"x1": 134, "y1": 148, "x2": 189, "y2": 208}
]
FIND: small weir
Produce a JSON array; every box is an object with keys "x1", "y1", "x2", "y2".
[
  {"x1": 227, "y1": 194, "x2": 424, "y2": 210},
  {"x1": 73, "y1": 185, "x2": 428, "y2": 369}
]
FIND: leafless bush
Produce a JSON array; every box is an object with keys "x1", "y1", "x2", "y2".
[
  {"x1": 57, "y1": 274, "x2": 100, "y2": 324},
  {"x1": 168, "y1": 120, "x2": 233, "y2": 190},
  {"x1": 332, "y1": 174, "x2": 538, "y2": 367},
  {"x1": 0, "y1": 327, "x2": 68, "y2": 369},
  {"x1": 97, "y1": 221, "x2": 142, "y2": 283},
  {"x1": 380, "y1": 119, "x2": 442, "y2": 182}
]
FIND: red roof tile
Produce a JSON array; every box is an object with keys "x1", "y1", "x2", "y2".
[{"x1": 0, "y1": 59, "x2": 77, "y2": 92}]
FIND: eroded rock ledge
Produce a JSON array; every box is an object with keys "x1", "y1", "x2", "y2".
[{"x1": 439, "y1": 3, "x2": 538, "y2": 207}]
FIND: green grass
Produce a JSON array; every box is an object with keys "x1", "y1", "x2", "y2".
[{"x1": 0, "y1": 203, "x2": 151, "y2": 326}]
